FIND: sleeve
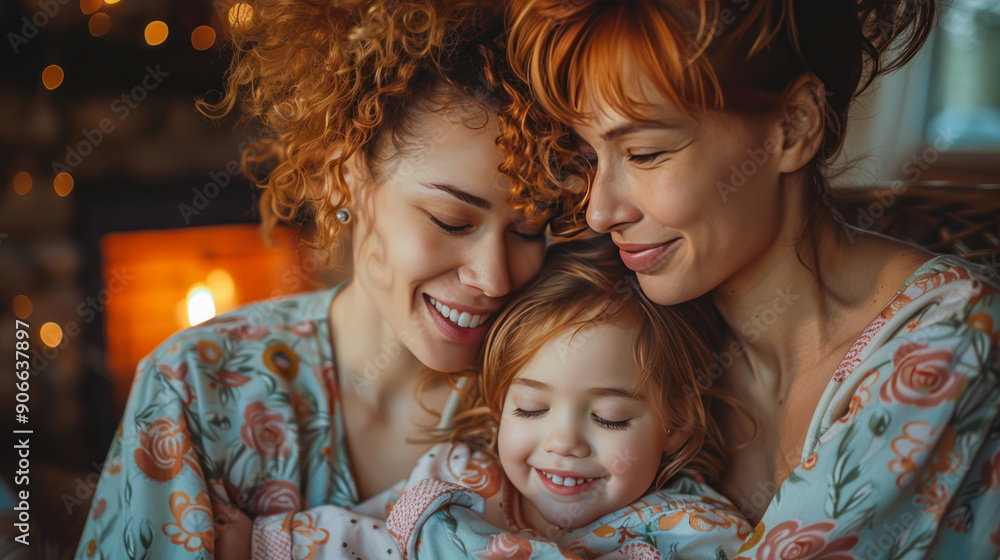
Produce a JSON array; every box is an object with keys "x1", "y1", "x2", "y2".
[
  {"x1": 73, "y1": 326, "x2": 407, "y2": 560},
  {"x1": 737, "y1": 284, "x2": 1000, "y2": 559},
  {"x1": 74, "y1": 354, "x2": 224, "y2": 560},
  {"x1": 387, "y1": 477, "x2": 750, "y2": 560}
]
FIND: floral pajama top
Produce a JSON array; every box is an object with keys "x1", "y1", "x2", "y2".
[
  {"x1": 733, "y1": 255, "x2": 1000, "y2": 559},
  {"x1": 379, "y1": 442, "x2": 752, "y2": 560},
  {"x1": 372, "y1": 257, "x2": 999, "y2": 560},
  {"x1": 74, "y1": 283, "x2": 409, "y2": 560}
]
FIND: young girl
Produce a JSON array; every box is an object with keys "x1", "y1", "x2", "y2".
[{"x1": 386, "y1": 236, "x2": 753, "y2": 558}]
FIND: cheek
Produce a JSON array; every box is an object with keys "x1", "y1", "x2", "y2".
[
  {"x1": 508, "y1": 244, "x2": 545, "y2": 291},
  {"x1": 603, "y1": 430, "x2": 663, "y2": 493},
  {"x1": 497, "y1": 422, "x2": 533, "y2": 474}
]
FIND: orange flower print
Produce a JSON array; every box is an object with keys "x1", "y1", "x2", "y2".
[
  {"x1": 474, "y1": 533, "x2": 534, "y2": 560},
  {"x1": 909, "y1": 268, "x2": 970, "y2": 297},
  {"x1": 802, "y1": 452, "x2": 818, "y2": 471},
  {"x1": 881, "y1": 293, "x2": 912, "y2": 320},
  {"x1": 755, "y1": 519, "x2": 858, "y2": 560},
  {"x1": 967, "y1": 312, "x2": 1000, "y2": 346},
  {"x1": 456, "y1": 454, "x2": 502, "y2": 499},
  {"x1": 85, "y1": 539, "x2": 96, "y2": 557},
  {"x1": 289, "y1": 320, "x2": 316, "y2": 337},
  {"x1": 890, "y1": 421, "x2": 961, "y2": 490},
  {"x1": 216, "y1": 369, "x2": 252, "y2": 388},
  {"x1": 263, "y1": 344, "x2": 299, "y2": 381},
  {"x1": 217, "y1": 323, "x2": 269, "y2": 342},
  {"x1": 838, "y1": 370, "x2": 879, "y2": 425},
  {"x1": 251, "y1": 479, "x2": 302, "y2": 516},
  {"x1": 157, "y1": 362, "x2": 194, "y2": 405},
  {"x1": 134, "y1": 416, "x2": 202, "y2": 481},
  {"x1": 620, "y1": 541, "x2": 663, "y2": 560},
  {"x1": 196, "y1": 339, "x2": 223, "y2": 364},
  {"x1": 163, "y1": 490, "x2": 215, "y2": 553},
  {"x1": 91, "y1": 498, "x2": 106, "y2": 519},
  {"x1": 879, "y1": 343, "x2": 965, "y2": 408},
  {"x1": 915, "y1": 480, "x2": 949, "y2": 522},
  {"x1": 290, "y1": 513, "x2": 330, "y2": 560},
  {"x1": 241, "y1": 402, "x2": 293, "y2": 459}
]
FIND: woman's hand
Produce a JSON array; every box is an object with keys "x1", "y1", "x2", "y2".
[{"x1": 214, "y1": 503, "x2": 253, "y2": 560}]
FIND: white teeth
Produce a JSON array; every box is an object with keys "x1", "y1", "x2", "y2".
[
  {"x1": 541, "y1": 470, "x2": 595, "y2": 487},
  {"x1": 428, "y1": 297, "x2": 490, "y2": 329}
]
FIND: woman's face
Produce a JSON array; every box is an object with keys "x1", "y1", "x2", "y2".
[
  {"x1": 350, "y1": 104, "x2": 546, "y2": 373},
  {"x1": 497, "y1": 322, "x2": 672, "y2": 532},
  {"x1": 572, "y1": 86, "x2": 787, "y2": 306}
]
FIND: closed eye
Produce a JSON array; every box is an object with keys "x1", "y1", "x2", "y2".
[
  {"x1": 627, "y1": 152, "x2": 666, "y2": 165},
  {"x1": 512, "y1": 408, "x2": 546, "y2": 419},
  {"x1": 592, "y1": 414, "x2": 631, "y2": 430},
  {"x1": 428, "y1": 214, "x2": 472, "y2": 235}
]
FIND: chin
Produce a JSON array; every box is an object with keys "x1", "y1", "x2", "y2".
[
  {"x1": 635, "y1": 274, "x2": 696, "y2": 306},
  {"x1": 412, "y1": 342, "x2": 475, "y2": 373}
]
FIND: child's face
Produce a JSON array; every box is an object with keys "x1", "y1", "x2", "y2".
[{"x1": 497, "y1": 322, "x2": 676, "y2": 532}]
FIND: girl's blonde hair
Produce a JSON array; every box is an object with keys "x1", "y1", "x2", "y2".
[{"x1": 450, "y1": 235, "x2": 732, "y2": 488}]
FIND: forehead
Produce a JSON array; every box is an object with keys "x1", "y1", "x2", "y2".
[
  {"x1": 381, "y1": 102, "x2": 509, "y2": 198},
  {"x1": 573, "y1": 72, "x2": 696, "y2": 140},
  {"x1": 514, "y1": 322, "x2": 642, "y2": 391}
]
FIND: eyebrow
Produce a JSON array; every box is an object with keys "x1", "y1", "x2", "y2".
[
  {"x1": 421, "y1": 182, "x2": 492, "y2": 210},
  {"x1": 511, "y1": 379, "x2": 643, "y2": 400},
  {"x1": 599, "y1": 121, "x2": 681, "y2": 142}
]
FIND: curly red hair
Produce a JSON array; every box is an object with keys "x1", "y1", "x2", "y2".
[{"x1": 199, "y1": 0, "x2": 586, "y2": 259}]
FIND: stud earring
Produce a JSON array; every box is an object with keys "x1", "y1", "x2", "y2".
[{"x1": 335, "y1": 208, "x2": 351, "y2": 224}]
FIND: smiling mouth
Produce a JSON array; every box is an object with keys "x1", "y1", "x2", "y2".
[
  {"x1": 426, "y1": 296, "x2": 492, "y2": 329},
  {"x1": 538, "y1": 470, "x2": 599, "y2": 488}
]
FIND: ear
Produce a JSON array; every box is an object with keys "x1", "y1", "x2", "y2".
[
  {"x1": 662, "y1": 428, "x2": 690, "y2": 456},
  {"x1": 775, "y1": 73, "x2": 826, "y2": 174}
]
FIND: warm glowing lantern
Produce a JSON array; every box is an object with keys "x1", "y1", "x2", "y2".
[{"x1": 186, "y1": 285, "x2": 217, "y2": 326}]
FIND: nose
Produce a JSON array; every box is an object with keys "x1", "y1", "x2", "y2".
[
  {"x1": 541, "y1": 414, "x2": 591, "y2": 458},
  {"x1": 457, "y1": 234, "x2": 512, "y2": 298},
  {"x1": 585, "y1": 161, "x2": 641, "y2": 233}
]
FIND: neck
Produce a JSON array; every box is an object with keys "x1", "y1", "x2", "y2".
[
  {"x1": 711, "y1": 205, "x2": 881, "y2": 396},
  {"x1": 329, "y1": 282, "x2": 430, "y2": 412}
]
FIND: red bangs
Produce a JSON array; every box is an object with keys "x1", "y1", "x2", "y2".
[{"x1": 511, "y1": 1, "x2": 723, "y2": 125}]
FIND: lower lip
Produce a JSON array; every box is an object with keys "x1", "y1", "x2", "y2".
[
  {"x1": 535, "y1": 468, "x2": 601, "y2": 496},
  {"x1": 423, "y1": 295, "x2": 491, "y2": 345},
  {"x1": 618, "y1": 239, "x2": 680, "y2": 273}
]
